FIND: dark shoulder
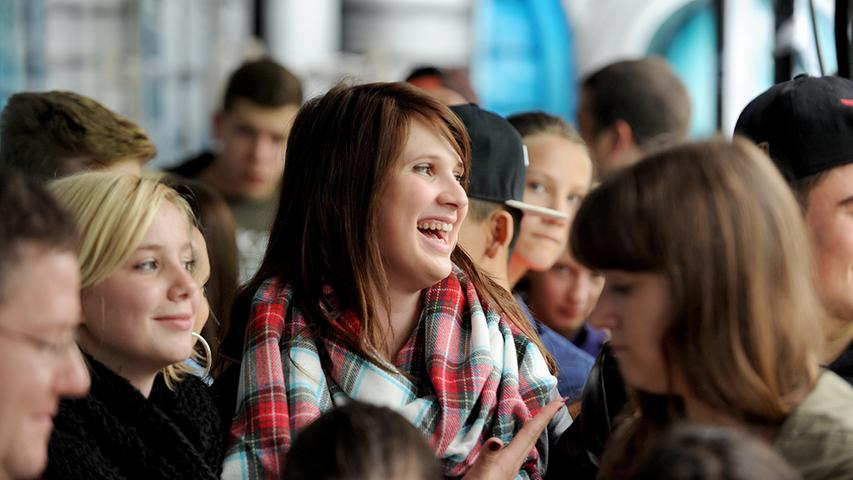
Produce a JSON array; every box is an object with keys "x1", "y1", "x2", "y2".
[{"x1": 166, "y1": 151, "x2": 215, "y2": 178}]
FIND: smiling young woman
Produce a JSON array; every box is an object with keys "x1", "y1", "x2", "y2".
[
  {"x1": 45, "y1": 172, "x2": 222, "y2": 479},
  {"x1": 216, "y1": 82, "x2": 570, "y2": 480}
]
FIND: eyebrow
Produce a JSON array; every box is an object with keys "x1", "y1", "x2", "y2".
[
  {"x1": 135, "y1": 243, "x2": 194, "y2": 252},
  {"x1": 838, "y1": 195, "x2": 853, "y2": 208}
]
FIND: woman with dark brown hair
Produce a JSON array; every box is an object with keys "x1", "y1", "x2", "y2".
[
  {"x1": 217, "y1": 82, "x2": 569, "y2": 479},
  {"x1": 570, "y1": 137, "x2": 853, "y2": 479}
]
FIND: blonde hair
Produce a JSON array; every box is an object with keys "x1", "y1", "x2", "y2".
[{"x1": 49, "y1": 171, "x2": 199, "y2": 388}]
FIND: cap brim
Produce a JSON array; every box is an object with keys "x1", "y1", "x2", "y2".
[{"x1": 505, "y1": 200, "x2": 569, "y2": 220}]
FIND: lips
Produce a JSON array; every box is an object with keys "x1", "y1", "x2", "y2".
[
  {"x1": 557, "y1": 305, "x2": 583, "y2": 319},
  {"x1": 532, "y1": 232, "x2": 562, "y2": 245},
  {"x1": 153, "y1": 314, "x2": 193, "y2": 330},
  {"x1": 417, "y1": 218, "x2": 455, "y2": 253}
]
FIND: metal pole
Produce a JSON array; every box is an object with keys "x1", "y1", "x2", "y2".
[{"x1": 775, "y1": 0, "x2": 795, "y2": 82}]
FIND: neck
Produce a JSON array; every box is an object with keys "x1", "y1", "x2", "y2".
[
  {"x1": 78, "y1": 331, "x2": 159, "y2": 398},
  {"x1": 556, "y1": 325, "x2": 582, "y2": 342},
  {"x1": 380, "y1": 287, "x2": 423, "y2": 360},
  {"x1": 682, "y1": 394, "x2": 735, "y2": 426},
  {"x1": 476, "y1": 253, "x2": 511, "y2": 292},
  {"x1": 507, "y1": 254, "x2": 528, "y2": 289},
  {"x1": 824, "y1": 314, "x2": 853, "y2": 364}
]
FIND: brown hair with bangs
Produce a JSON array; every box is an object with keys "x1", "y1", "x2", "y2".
[
  {"x1": 570, "y1": 137, "x2": 824, "y2": 477},
  {"x1": 217, "y1": 81, "x2": 554, "y2": 374}
]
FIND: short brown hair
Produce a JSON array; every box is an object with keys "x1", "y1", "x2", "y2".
[
  {"x1": 0, "y1": 91, "x2": 156, "y2": 181},
  {"x1": 284, "y1": 402, "x2": 441, "y2": 480},
  {"x1": 0, "y1": 169, "x2": 78, "y2": 302},
  {"x1": 223, "y1": 58, "x2": 303, "y2": 112},
  {"x1": 582, "y1": 58, "x2": 691, "y2": 148}
]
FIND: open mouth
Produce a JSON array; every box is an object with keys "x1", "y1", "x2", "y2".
[{"x1": 417, "y1": 221, "x2": 452, "y2": 245}]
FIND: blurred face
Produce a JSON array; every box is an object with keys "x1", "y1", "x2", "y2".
[
  {"x1": 592, "y1": 270, "x2": 672, "y2": 394},
  {"x1": 577, "y1": 88, "x2": 610, "y2": 175},
  {"x1": 376, "y1": 120, "x2": 468, "y2": 294},
  {"x1": 213, "y1": 98, "x2": 299, "y2": 201},
  {"x1": 0, "y1": 247, "x2": 89, "y2": 478},
  {"x1": 513, "y1": 133, "x2": 593, "y2": 271},
  {"x1": 191, "y1": 227, "x2": 211, "y2": 334},
  {"x1": 804, "y1": 163, "x2": 853, "y2": 324},
  {"x1": 80, "y1": 201, "x2": 199, "y2": 377},
  {"x1": 526, "y1": 249, "x2": 605, "y2": 338}
]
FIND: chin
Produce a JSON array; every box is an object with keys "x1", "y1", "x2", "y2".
[{"x1": 7, "y1": 440, "x2": 48, "y2": 480}]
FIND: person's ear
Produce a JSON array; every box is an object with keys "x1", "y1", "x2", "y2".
[
  {"x1": 212, "y1": 111, "x2": 226, "y2": 140},
  {"x1": 484, "y1": 210, "x2": 513, "y2": 259},
  {"x1": 610, "y1": 119, "x2": 635, "y2": 152}
]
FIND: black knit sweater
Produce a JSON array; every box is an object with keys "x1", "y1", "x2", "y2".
[{"x1": 45, "y1": 354, "x2": 223, "y2": 479}]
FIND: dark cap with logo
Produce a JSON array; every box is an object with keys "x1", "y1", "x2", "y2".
[
  {"x1": 450, "y1": 103, "x2": 568, "y2": 220},
  {"x1": 735, "y1": 74, "x2": 853, "y2": 181}
]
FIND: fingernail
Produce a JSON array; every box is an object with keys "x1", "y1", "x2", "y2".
[{"x1": 488, "y1": 441, "x2": 501, "y2": 452}]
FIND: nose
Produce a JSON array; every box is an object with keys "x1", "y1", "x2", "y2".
[
  {"x1": 55, "y1": 345, "x2": 90, "y2": 398},
  {"x1": 439, "y1": 174, "x2": 469, "y2": 211},
  {"x1": 253, "y1": 134, "x2": 281, "y2": 164},
  {"x1": 542, "y1": 197, "x2": 571, "y2": 226},
  {"x1": 565, "y1": 271, "x2": 587, "y2": 305},
  {"x1": 589, "y1": 291, "x2": 617, "y2": 331},
  {"x1": 168, "y1": 262, "x2": 199, "y2": 304}
]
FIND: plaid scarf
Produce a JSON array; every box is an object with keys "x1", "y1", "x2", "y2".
[{"x1": 221, "y1": 267, "x2": 559, "y2": 479}]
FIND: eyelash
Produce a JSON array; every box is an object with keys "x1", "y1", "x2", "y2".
[
  {"x1": 527, "y1": 181, "x2": 546, "y2": 193},
  {"x1": 607, "y1": 283, "x2": 633, "y2": 295},
  {"x1": 134, "y1": 260, "x2": 157, "y2": 271},
  {"x1": 133, "y1": 258, "x2": 195, "y2": 273},
  {"x1": 415, "y1": 164, "x2": 465, "y2": 183}
]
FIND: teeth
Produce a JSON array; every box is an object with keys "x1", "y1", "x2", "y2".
[{"x1": 418, "y1": 222, "x2": 452, "y2": 232}]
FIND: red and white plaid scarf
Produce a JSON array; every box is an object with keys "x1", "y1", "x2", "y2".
[{"x1": 222, "y1": 267, "x2": 560, "y2": 479}]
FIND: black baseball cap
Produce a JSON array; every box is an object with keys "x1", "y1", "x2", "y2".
[
  {"x1": 450, "y1": 104, "x2": 568, "y2": 220},
  {"x1": 735, "y1": 74, "x2": 853, "y2": 181}
]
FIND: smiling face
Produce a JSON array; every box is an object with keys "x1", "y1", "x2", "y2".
[
  {"x1": 804, "y1": 163, "x2": 853, "y2": 325},
  {"x1": 592, "y1": 270, "x2": 673, "y2": 394},
  {"x1": 191, "y1": 227, "x2": 211, "y2": 334},
  {"x1": 526, "y1": 248, "x2": 605, "y2": 339},
  {"x1": 80, "y1": 201, "x2": 199, "y2": 379},
  {"x1": 375, "y1": 119, "x2": 468, "y2": 294},
  {"x1": 513, "y1": 133, "x2": 593, "y2": 272},
  {"x1": 0, "y1": 246, "x2": 89, "y2": 479}
]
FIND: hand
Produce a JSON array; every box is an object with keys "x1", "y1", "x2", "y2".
[{"x1": 462, "y1": 398, "x2": 565, "y2": 480}]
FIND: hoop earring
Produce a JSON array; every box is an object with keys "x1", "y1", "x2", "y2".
[{"x1": 191, "y1": 332, "x2": 212, "y2": 378}]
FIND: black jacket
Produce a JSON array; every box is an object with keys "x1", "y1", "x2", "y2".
[{"x1": 45, "y1": 354, "x2": 223, "y2": 479}]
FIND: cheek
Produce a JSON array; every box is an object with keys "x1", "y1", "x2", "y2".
[
  {"x1": 83, "y1": 287, "x2": 155, "y2": 335},
  {"x1": 541, "y1": 276, "x2": 568, "y2": 300},
  {"x1": 586, "y1": 279, "x2": 605, "y2": 306},
  {"x1": 518, "y1": 215, "x2": 538, "y2": 243}
]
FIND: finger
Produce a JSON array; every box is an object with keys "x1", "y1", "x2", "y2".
[
  {"x1": 483, "y1": 437, "x2": 504, "y2": 455},
  {"x1": 500, "y1": 398, "x2": 564, "y2": 459}
]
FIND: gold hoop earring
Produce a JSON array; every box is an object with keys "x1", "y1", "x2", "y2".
[{"x1": 191, "y1": 332, "x2": 211, "y2": 378}]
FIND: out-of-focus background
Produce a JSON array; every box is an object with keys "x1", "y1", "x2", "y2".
[{"x1": 0, "y1": 0, "x2": 839, "y2": 168}]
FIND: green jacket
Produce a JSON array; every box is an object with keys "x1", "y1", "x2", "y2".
[{"x1": 775, "y1": 371, "x2": 853, "y2": 480}]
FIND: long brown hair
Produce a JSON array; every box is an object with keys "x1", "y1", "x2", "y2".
[
  {"x1": 218, "y1": 82, "x2": 554, "y2": 374},
  {"x1": 570, "y1": 137, "x2": 824, "y2": 476}
]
